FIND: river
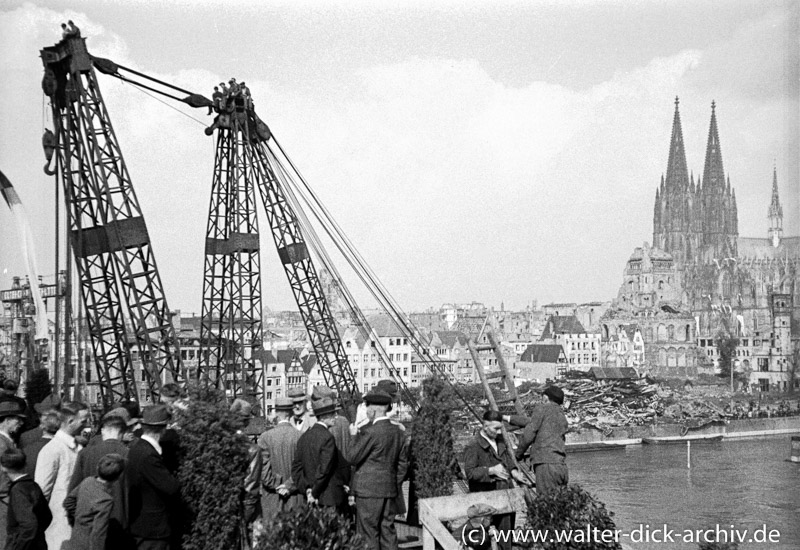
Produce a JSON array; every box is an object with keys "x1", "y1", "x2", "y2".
[{"x1": 567, "y1": 436, "x2": 800, "y2": 549}]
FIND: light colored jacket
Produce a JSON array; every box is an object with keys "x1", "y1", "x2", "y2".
[{"x1": 35, "y1": 429, "x2": 82, "y2": 549}]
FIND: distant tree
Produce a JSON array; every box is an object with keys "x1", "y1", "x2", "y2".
[
  {"x1": 24, "y1": 368, "x2": 52, "y2": 409},
  {"x1": 788, "y1": 347, "x2": 799, "y2": 395},
  {"x1": 715, "y1": 331, "x2": 739, "y2": 382}
]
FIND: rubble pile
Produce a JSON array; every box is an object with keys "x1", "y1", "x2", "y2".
[
  {"x1": 447, "y1": 377, "x2": 738, "y2": 438},
  {"x1": 520, "y1": 378, "x2": 731, "y2": 435}
]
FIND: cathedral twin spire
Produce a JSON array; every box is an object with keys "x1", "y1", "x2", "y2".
[{"x1": 653, "y1": 98, "x2": 738, "y2": 263}]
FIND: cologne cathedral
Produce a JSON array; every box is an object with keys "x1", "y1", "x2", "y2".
[{"x1": 603, "y1": 98, "x2": 798, "y2": 389}]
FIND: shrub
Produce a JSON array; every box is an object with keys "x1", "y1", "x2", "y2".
[
  {"x1": 409, "y1": 376, "x2": 459, "y2": 500},
  {"x1": 523, "y1": 484, "x2": 621, "y2": 550},
  {"x1": 24, "y1": 368, "x2": 52, "y2": 409},
  {"x1": 698, "y1": 542, "x2": 739, "y2": 550},
  {"x1": 255, "y1": 504, "x2": 365, "y2": 550},
  {"x1": 175, "y1": 385, "x2": 251, "y2": 550}
]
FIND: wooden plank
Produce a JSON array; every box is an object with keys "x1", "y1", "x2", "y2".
[
  {"x1": 419, "y1": 500, "x2": 461, "y2": 550},
  {"x1": 420, "y1": 488, "x2": 527, "y2": 522}
]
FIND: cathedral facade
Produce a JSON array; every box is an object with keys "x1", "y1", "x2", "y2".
[{"x1": 604, "y1": 98, "x2": 799, "y2": 388}]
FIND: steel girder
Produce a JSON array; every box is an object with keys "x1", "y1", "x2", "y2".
[
  {"x1": 41, "y1": 38, "x2": 182, "y2": 406},
  {"x1": 199, "y1": 116, "x2": 263, "y2": 405}
]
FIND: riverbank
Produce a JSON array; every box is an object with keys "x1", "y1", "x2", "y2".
[{"x1": 565, "y1": 415, "x2": 800, "y2": 450}]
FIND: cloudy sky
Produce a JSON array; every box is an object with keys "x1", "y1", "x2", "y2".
[{"x1": 1, "y1": 0, "x2": 798, "y2": 316}]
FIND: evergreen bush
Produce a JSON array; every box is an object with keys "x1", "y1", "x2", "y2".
[
  {"x1": 175, "y1": 385, "x2": 251, "y2": 550},
  {"x1": 255, "y1": 504, "x2": 365, "y2": 550},
  {"x1": 523, "y1": 484, "x2": 621, "y2": 550},
  {"x1": 409, "y1": 376, "x2": 459, "y2": 499},
  {"x1": 24, "y1": 368, "x2": 52, "y2": 409}
]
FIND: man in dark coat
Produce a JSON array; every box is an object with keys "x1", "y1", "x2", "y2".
[
  {"x1": 512, "y1": 385, "x2": 569, "y2": 496},
  {"x1": 345, "y1": 390, "x2": 408, "y2": 550},
  {"x1": 292, "y1": 397, "x2": 349, "y2": 513},
  {"x1": 1, "y1": 448, "x2": 52, "y2": 550},
  {"x1": 127, "y1": 405, "x2": 180, "y2": 550},
  {"x1": 463, "y1": 409, "x2": 527, "y2": 550},
  {"x1": 67, "y1": 413, "x2": 130, "y2": 546},
  {"x1": 21, "y1": 409, "x2": 59, "y2": 478},
  {"x1": 19, "y1": 394, "x2": 61, "y2": 451},
  {"x1": 0, "y1": 400, "x2": 27, "y2": 549}
]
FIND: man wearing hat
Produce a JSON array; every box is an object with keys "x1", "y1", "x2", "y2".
[
  {"x1": 287, "y1": 387, "x2": 315, "y2": 433},
  {"x1": 127, "y1": 404, "x2": 180, "y2": 550},
  {"x1": 292, "y1": 397, "x2": 350, "y2": 513},
  {"x1": 0, "y1": 401, "x2": 27, "y2": 549},
  {"x1": 345, "y1": 389, "x2": 409, "y2": 550},
  {"x1": 512, "y1": 385, "x2": 569, "y2": 496},
  {"x1": 311, "y1": 386, "x2": 351, "y2": 458},
  {"x1": 258, "y1": 397, "x2": 302, "y2": 521}
]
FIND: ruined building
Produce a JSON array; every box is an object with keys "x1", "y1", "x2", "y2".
[{"x1": 604, "y1": 98, "x2": 799, "y2": 387}]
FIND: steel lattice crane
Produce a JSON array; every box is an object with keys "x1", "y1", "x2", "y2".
[
  {"x1": 40, "y1": 36, "x2": 183, "y2": 406},
  {"x1": 37, "y1": 31, "x2": 476, "y2": 421},
  {"x1": 200, "y1": 96, "x2": 361, "y2": 410},
  {"x1": 200, "y1": 107, "x2": 264, "y2": 403}
]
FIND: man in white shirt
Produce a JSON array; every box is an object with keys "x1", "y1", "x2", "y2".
[{"x1": 35, "y1": 401, "x2": 89, "y2": 549}]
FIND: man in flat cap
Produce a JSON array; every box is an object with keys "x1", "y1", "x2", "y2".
[
  {"x1": 346, "y1": 390, "x2": 409, "y2": 550},
  {"x1": 292, "y1": 398, "x2": 349, "y2": 513},
  {"x1": 258, "y1": 398, "x2": 302, "y2": 521},
  {"x1": 511, "y1": 385, "x2": 569, "y2": 496},
  {"x1": 287, "y1": 387, "x2": 315, "y2": 433}
]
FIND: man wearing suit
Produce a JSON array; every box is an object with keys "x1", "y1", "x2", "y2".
[
  {"x1": 258, "y1": 398, "x2": 302, "y2": 521},
  {"x1": 127, "y1": 405, "x2": 180, "y2": 550},
  {"x1": 0, "y1": 400, "x2": 28, "y2": 549},
  {"x1": 346, "y1": 390, "x2": 409, "y2": 550},
  {"x1": 67, "y1": 414, "x2": 131, "y2": 547},
  {"x1": 292, "y1": 397, "x2": 349, "y2": 513}
]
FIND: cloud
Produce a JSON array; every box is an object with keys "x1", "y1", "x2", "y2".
[{"x1": 1, "y1": 3, "x2": 796, "y2": 317}]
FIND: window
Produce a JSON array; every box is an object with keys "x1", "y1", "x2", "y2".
[
  {"x1": 389, "y1": 353, "x2": 394, "y2": 361},
  {"x1": 389, "y1": 339, "x2": 394, "y2": 346},
  {"x1": 758, "y1": 358, "x2": 768, "y2": 372},
  {"x1": 404, "y1": 354, "x2": 408, "y2": 361},
  {"x1": 266, "y1": 392, "x2": 273, "y2": 400},
  {"x1": 346, "y1": 341, "x2": 351, "y2": 348},
  {"x1": 411, "y1": 365, "x2": 417, "y2": 374},
  {"x1": 371, "y1": 369, "x2": 376, "y2": 377},
  {"x1": 267, "y1": 379, "x2": 272, "y2": 386},
  {"x1": 353, "y1": 369, "x2": 359, "y2": 378}
]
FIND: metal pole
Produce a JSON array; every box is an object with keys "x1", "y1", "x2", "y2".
[{"x1": 54, "y1": 174, "x2": 60, "y2": 396}]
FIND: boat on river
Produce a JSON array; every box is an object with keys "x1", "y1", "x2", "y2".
[{"x1": 641, "y1": 434, "x2": 724, "y2": 445}]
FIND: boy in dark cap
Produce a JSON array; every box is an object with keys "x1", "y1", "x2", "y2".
[
  {"x1": 2, "y1": 448, "x2": 51, "y2": 550},
  {"x1": 511, "y1": 385, "x2": 569, "y2": 496}
]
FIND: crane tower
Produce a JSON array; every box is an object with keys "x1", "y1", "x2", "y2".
[{"x1": 40, "y1": 36, "x2": 182, "y2": 405}]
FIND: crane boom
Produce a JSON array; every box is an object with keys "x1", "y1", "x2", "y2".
[{"x1": 41, "y1": 36, "x2": 182, "y2": 405}]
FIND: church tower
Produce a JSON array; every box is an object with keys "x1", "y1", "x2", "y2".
[
  {"x1": 768, "y1": 165, "x2": 783, "y2": 247},
  {"x1": 653, "y1": 97, "x2": 700, "y2": 264},
  {"x1": 699, "y1": 101, "x2": 738, "y2": 260}
]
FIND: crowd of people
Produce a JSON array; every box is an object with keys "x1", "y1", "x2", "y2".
[
  {"x1": 725, "y1": 399, "x2": 800, "y2": 420},
  {"x1": 211, "y1": 78, "x2": 253, "y2": 113},
  {"x1": 0, "y1": 373, "x2": 576, "y2": 550},
  {"x1": 0, "y1": 378, "x2": 415, "y2": 550}
]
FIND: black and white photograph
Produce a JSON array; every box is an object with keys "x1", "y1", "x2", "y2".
[{"x1": 0, "y1": 1, "x2": 798, "y2": 549}]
